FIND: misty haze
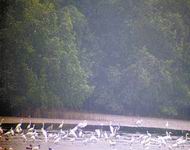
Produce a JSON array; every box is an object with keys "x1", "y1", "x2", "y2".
[{"x1": 0, "y1": 0, "x2": 190, "y2": 150}]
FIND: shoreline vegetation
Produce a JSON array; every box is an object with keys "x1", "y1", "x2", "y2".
[{"x1": 1, "y1": 0, "x2": 190, "y2": 119}]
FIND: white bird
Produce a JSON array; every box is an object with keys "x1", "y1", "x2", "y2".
[
  {"x1": 144, "y1": 144, "x2": 150, "y2": 150},
  {"x1": 172, "y1": 134, "x2": 188, "y2": 147},
  {"x1": 77, "y1": 120, "x2": 87, "y2": 128},
  {"x1": 30, "y1": 135, "x2": 36, "y2": 141},
  {"x1": 21, "y1": 133, "x2": 27, "y2": 142},
  {"x1": 78, "y1": 129, "x2": 84, "y2": 138},
  {"x1": 53, "y1": 137, "x2": 61, "y2": 144},
  {"x1": 163, "y1": 131, "x2": 172, "y2": 140},
  {"x1": 136, "y1": 119, "x2": 143, "y2": 127},
  {"x1": 69, "y1": 128, "x2": 77, "y2": 138},
  {"x1": 15, "y1": 119, "x2": 23, "y2": 134},
  {"x1": 62, "y1": 132, "x2": 69, "y2": 139},
  {"x1": 59, "y1": 129, "x2": 65, "y2": 134},
  {"x1": 109, "y1": 122, "x2": 114, "y2": 135},
  {"x1": 71, "y1": 125, "x2": 78, "y2": 132},
  {"x1": 146, "y1": 131, "x2": 151, "y2": 137},
  {"x1": 4, "y1": 127, "x2": 14, "y2": 136},
  {"x1": 27, "y1": 129, "x2": 38, "y2": 141},
  {"x1": 185, "y1": 133, "x2": 190, "y2": 140},
  {"x1": 141, "y1": 136, "x2": 151, "y2": 146},
  {"x1": 0, "y1": 127, "x2": 3, "y2": 134},
  {"x1": 41, "y1": 122, "x2": 48, "y2": 142},
  {"x1": 95, "y1": 129, "x2": 101, "y2": 138},
  {"x1": 41, "y1": 128, "x2": 48, "y2": 142},
  {"x1": 15, "y1": 119, "x2": 23, "y2": 129},
  {"x1": 89, "y1": 134, "x2": 98, "y2": 142},
  {"x1": 52, "y1": 135, "x2": 59, "y2": 142},
  {"x1": 58, "y1": 120, "x2": 64, "y2": 129},
  {"x1": 32, "y1": 145, "x2": 40, "y2": 150},
  {"x1": 141, "y1": 134, "x2": 151, "y2": 145},
  {"x1": 69, "y1": 137, "x2": 76, "y2": 142},
  {"x1": 129, "y1": 136, "x2": 135, "y2": 145},
  {"x1": 104, "y1": 131, "x2": 109, "y2": 139},
  {"x1": 26, "y1": 144, "x2": 32, "y2": 150},
  {"x1": 15, "y1": 126, "x2": 22, "y2": 134},
  {"x1": 26, "y1": 131, "x2": 34, "y2": 137},
  {"x1": 108, "y1": 139, "x2": 116, "y2": 146},
  {"x1": 109, "y1": 121, "x2": 120, "y2": 137},
  {"x1": 157, "y1": 136, "x2": 167, "y2": 146},
  {"x1": 28, "y1": 124, "x2": 35, "y2": 132},
  {"x1": 27, "y1": 121, "x2": 32, "y2": 129},
  {"x1": 82, "y1": 138, "x2": 89, "y2": 145}
]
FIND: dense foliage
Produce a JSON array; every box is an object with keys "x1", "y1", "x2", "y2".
[
  {"x1": 0, "y1": 0, "x2": 92, "y2": 115},
  {"x1": 1, "y1": 0, "x2": 190, "y2": 118}
]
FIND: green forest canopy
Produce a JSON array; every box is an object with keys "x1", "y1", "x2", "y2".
[{"x1": 1, "y1": 0, "x2": 190, "y2": 119}]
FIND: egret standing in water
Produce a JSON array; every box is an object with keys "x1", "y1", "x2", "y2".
[
  {"x1": 41, "y1": 122, "x2": 48, "y2": 142},
  {"x1": 109, "y1": 121, "x2": 120, "y2": 137},
  {"x1": 0, "y1": 126, "x2": 3, "y2": 135},
  {"x1": 27, "y1": 121, "x2": 32, "y2": 129},
  {"x1": 0, "y1": 119, "x2": 4, "y2": 135},
  {"x1": 15, "y1": 119, "x2": 23, "y2": 134},
  {"x1": 58, "y1": 120, "x2": 64, "y2": 129}
]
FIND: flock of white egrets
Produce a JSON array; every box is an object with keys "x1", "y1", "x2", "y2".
[{"x1": 0, "y1": 118, "x2": 190, "y2": 150}]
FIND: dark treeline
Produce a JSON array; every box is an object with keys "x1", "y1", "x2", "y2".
[{"x1": 1, "y1": 0, "x2": 190, "y2": 119}]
